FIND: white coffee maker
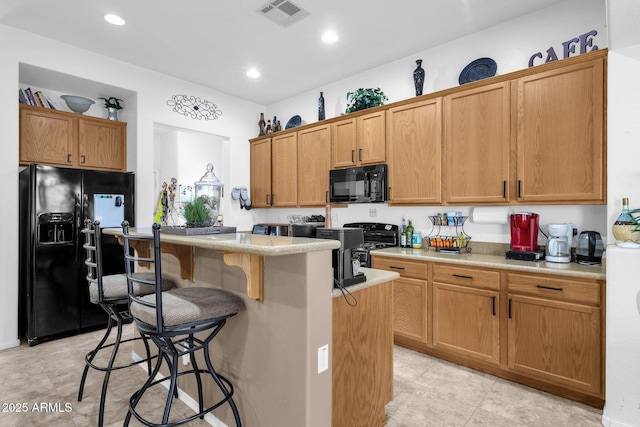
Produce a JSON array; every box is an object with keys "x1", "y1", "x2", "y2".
[{"x1": 546, "y1": 223, "x2": 576, "y2": 263}]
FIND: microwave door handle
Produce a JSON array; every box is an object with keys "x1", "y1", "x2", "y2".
[{"x1": 364, "y1": 173, "x2": 371, "y2": 197}]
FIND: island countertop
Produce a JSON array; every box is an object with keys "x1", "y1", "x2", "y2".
[{"x1": 102, "y1": 228, "x2": 341, "y2": 256}]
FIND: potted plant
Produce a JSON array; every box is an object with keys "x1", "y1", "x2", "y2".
[
  {"x1": 345, "y1": 87, "x2": 388, "y2": 114},
  {"x1": 183, "y1": 197, "x2": 211, "y2": 227},
  {"x1": 98, "y1": 96, "x2": 123, "y2": 120}
]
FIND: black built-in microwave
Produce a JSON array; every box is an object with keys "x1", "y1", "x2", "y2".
[{"x1": 329, "y1": 164, "x2": 387, "y2": 203}]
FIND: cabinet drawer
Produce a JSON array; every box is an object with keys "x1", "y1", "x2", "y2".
[
  {"x1": 507, "y1": 273, "x2": 601, "y2": 305},
  {"x1": 433, "y1": 264, "x2": 500, "y2": 291},
  {"x1": 372, "y1": 256, "x2": 428, "y2": 280}
]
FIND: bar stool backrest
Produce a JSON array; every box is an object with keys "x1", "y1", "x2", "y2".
[
  {"x1": 82, "y1": 219, "x2": 107, "y2": 303},
  {"x1": 121, "y1": 221, "x2": 165, "y2": 333}
]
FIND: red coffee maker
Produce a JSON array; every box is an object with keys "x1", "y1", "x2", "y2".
[{"x1": 507, "y1": 212, "x2": 544, "y2": 261}]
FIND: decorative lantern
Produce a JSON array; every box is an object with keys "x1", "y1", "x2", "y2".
[{"x1": 194, "y1": 163, "x2": 223, "y2": 225}]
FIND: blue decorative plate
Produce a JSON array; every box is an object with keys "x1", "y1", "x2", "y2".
[
  {"x1": 285, "y1": 115, "x2": 302, "y2": 129},
  {"x1": 458, "y1": 58, "x2": 497, "y2": 85}
]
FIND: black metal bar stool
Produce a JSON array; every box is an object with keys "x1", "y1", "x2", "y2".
[
  {"x1": 78, "y1": 220, "x2": 177, "y2": 427},
  {"x1": 121, "y1": 221, "x2": 244, "y2": 427}
]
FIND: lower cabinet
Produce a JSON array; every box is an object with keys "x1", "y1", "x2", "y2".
[
  {"x1": 372, "y1": 255, "x2": 605, "y2": 408},
  {"x1": 432, "y1": 264, "x2": 500, "y2": 366}
]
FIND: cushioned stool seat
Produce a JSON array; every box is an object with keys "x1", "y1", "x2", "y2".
[{"x1": 89, "y1": 272, "x2": 175, "y2": 303}]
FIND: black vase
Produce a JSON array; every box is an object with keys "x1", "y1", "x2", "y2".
[
  {"x1": 318, "y1": 92, "x2": 325, "y2": 121},
  {"x1": 413, "y1": 59, "x2": 425, "y2": 96}
]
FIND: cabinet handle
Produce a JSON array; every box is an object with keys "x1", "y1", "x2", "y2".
[
  {"x1": 453, "y1": 274, "x2": 473, "y2": 280},
  {"x1": 81, "y1": 155, "x2": 86, "y2": 164},
  {"x1": 389, "y1": 266, "x2": 405, "y2": 271},
  {"x1": 67, "y1": 154, "x2": 72, "y2": 163},
  {"x1": 503, "y1": 181, "x2": 507, "y2": 198},
  {"x1": 536, "y1": 284, "x2": 563, "y2": 292},
  {"x1": 351, "y1": 150, "x2": 355, "y2": 163},
  {"x1": 266, "y1": 194, "x2": 270, "y2": 205},
  {"x1": 492, "y1": 296, "x2": 496, "y2": 316},
  {"x1": 517, "y1": 180, "x2": 522, "y2": 198},
  {"x1": 508, "y1": 299, "x2": 512, "y2": 319},
  {"x1": 271, "y1": 194, "x2": 275, "y2": 205},
  {"x1": 358, "y1": 148, "x2": 362, "y2": 162}
]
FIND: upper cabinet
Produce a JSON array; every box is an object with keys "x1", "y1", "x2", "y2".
[
  {"x1": 387, "y1": 98, "x2": 442, "y2": 205},
  {"x1": 20, "y1": 105, "x2": 127, "y2": 172},
  {"x1": 444, "y1": 82, "x2": 511, "y2": 204},
  {"x1": 298, "y1": 124, "x2": 331, "y2": 206},
  {"x1": 515, "y1": 55, "x2": 605, "y2": 204},
  {"x1": 270, "y1": 132, "x2": 298, "y2": 207},
  {"x1": 331, "y1": 110, "x2": 385, "y2": 168},
  {"x1": 250, "y1": 137, "x2": 272, "y2": 208}
]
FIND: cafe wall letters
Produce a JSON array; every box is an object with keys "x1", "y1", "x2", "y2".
[{"x1": 528, "y1": 30, "x2": 598, "y2": 67}]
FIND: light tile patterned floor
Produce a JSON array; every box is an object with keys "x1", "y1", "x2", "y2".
[{"x1": 0, "y1": 324, "x2": 603, "y2": 426}]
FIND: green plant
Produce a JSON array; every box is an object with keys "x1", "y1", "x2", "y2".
[
  {"x1": 345, "y1": 87, "x2": 388, "y2": 114},
  {"x1": 99, "y1": 97, "x2": 123, "y2": 110},
  {"x1": 183, "y1": 197, "x2": 210, "y2": 224}
]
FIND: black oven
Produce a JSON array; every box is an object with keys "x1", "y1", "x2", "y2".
[{"x1": 329, "y1": 164, "x2": 387, "y2": 204}]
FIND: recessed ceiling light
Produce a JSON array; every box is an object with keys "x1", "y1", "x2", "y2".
[
  {"x1": 104, "y1": 14, "x2": 125, "y2": 26},
  {"x1": 246, "y1": 69, "x2": 261, "y2": 78},
  {"x1": 322, "y1": 31, "x2": 338, "y2": 43}
]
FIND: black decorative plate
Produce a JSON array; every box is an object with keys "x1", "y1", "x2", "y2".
[
  {"x1": 458, "y1": 58, "x2": 497, "y2": 85},
  {"x1": 285, "y1": 115, "x2": 302, "y2": 129}
]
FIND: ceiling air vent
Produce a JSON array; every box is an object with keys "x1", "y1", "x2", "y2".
[{"x1": 257, "y1": 0, "x2": 310, "y2": 28}]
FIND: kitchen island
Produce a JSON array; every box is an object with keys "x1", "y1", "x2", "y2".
[{"x1": 103, "y1": 228, "x2": 397, "y2": 427}]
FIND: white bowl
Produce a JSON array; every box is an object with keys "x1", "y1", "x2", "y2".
[{"x1": 60, "y1": 95, "x2": 95, "y2": 113}]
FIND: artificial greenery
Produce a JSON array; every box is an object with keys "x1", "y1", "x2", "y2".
[
  {"x1": 630, "y1": 208, "x2": 640, "y2": 231},
  {"x1": 183, "y1": 197, "x2": 210, "y2": 225},
  {"x1": 345, "y1": 87, "x2": 388, "y2": 114},
  {"x1": 99, "y1": 97, "x2": 123, "y2": 110}
]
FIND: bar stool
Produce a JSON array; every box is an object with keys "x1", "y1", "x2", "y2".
[
  {"x1": 121, "y1": 221, "x2": 244, "y2": 427},
  {"x1": 78, "y1": 220, "x2": 177, "y2": 427}
]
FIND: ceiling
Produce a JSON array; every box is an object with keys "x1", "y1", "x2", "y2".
[{"x1": 0, "y1": 0, "x2": 569, "y2": 106}]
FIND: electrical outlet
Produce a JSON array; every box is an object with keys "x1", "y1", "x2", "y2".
[
  {"x1": 318, "y1": 344, "x2": 329, "y2": 373},
  {"x1": 369, "y1": 208, "x2": 377, "y2": 217}
]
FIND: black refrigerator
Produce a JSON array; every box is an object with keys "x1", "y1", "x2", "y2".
[{"x1": 19, "y1": 164, "x2": 135, "y2": 346}]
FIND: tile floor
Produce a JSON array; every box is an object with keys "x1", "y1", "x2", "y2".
[{"x1": 0, "y1": 324, "x2": 603, "y2": 427}]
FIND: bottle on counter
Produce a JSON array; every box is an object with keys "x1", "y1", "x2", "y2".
[
  {"x1": 273, "y1": 116, "x2": 278, "y2": 132},
  {"x1": 412, "y1": 231, "x2": 423, "y2": 249},
  {"x1": 614, "y1": 197, "x2": 633, "y2": 225},
  {"x1": 266, "y1": 120, "x2": 272, "y2": 133},
  {"x1": 400, "y1": 216, "x2": 407, "y2": 247},
  {"x1": 405, "y1": 219, "x2": 414, "y2": 248}
]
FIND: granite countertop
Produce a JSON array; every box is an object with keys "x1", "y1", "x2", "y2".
[
  {"x1": 371, "y1": 247, "x2": 605, "y2": 280},
  {"x1": 331, "y1": 267, "x2": 400, "y2": 298},
  {"x1": 102, "y1": 228, "x2": 341, "y2": 256}
]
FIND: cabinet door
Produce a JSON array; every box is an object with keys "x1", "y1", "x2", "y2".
[
  {"x1": 250, "y1": 138, "x2": 272, "y2": 208},
  {"x1": 393, "y1": 277, "x2": 428, "y2": 345},
  {"x1": 78, "y1": 117, "x2": 127, "y2": 171},
  {"x1": 433, "y1": 283, "x2": 500, "y2": 365},
  {"x1": 271, "y1": 133, "x2": 297, "y2": 207},
  {"x1": 515, "y1": 57, "x2": 604, "y2": 203},
  {"x1": 444, "y1": 82, "x2": 511, "y2": 204},
  {"x1": 508, "y1": 294, "x2": 601, "y2": 394},
  {"x1": 20, "y1": 106, "x2": 76, "y2": 167},
  {"x1": 331, "y1": 118, "x2": 357, "y2": 168},
  {"x1": 357, "y1": 110, "x2": 386, "y2": 165},
  {"x1": 387, "y1": 98, "x2": 442, "y2": 204},
  {"x1": 298, "y1": 125, "x2": 330, "y2": 206}
]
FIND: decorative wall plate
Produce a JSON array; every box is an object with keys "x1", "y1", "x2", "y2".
[{"x1": 458, "y1": 58, "x2": 497, "y2": 85}]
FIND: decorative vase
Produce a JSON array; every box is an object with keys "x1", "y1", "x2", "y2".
[
  {"x1": 413, "y1": 59, "x2": 425, "y2": 96},
  {"x1": 258, "y1": 113, "x2": 266, "y2": 136},
  {"x1": 107, "y1": 107, "x2": 119, "y2": 121},
  {"x1": 318, "y1": 92, "x2": 325, "y2": 121}
]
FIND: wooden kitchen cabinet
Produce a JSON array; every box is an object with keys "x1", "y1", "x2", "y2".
[
  {"x1": 331, "y1": 110, "x2": 386, "y2": 168},
  {"x1": 432, "y1": 265, "x2": 501, "y2": 365},
  {"x1": 444, "y1": 82, "x2": 511, "y2": 204},
  {"x1": 20, "y1": 105, "x2": 127, "y2": 171},
  {"x1": 372, "y1": 256, "x2": 429, "y2": 348},
  {"x1": 514, "y1": 55, "x2": 605, "y2": 203},
  {"x1": 297, "y1": 124, "x2": 331, "y2": 206},
  {"x1": 250, "y1": 137, "x2": 272, "y2": 208},
  {"x1": 270, "y1": 132, "x2": 297, "y2": 207},
  {"x1": 507, "y1": 272, "x2": 603, "y2": 396},
  {"x1": 386, "y1": 98, "x2": 442, "y2": 204}
]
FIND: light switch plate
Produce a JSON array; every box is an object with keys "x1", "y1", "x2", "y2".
[{"x1": 318, "y1": 344, "x2": 329, "y2": 373}]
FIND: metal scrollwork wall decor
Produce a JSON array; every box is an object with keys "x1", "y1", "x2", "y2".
[{"x1": 167, "y1": 94, "x2": 223, "y2": 120}]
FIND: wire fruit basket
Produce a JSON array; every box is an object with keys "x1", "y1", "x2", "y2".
[{"x1": 424, "y1": 215, "x2": 471, "y2": 253}]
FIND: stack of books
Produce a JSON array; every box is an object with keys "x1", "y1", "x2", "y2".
[{"x1": 19, "y1": 87, "x2": 60, "y2": 110}]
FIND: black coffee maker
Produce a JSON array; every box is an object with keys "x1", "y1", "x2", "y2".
[{"x1": 316, "y1": 228, "x2": 367, "y2": 288}]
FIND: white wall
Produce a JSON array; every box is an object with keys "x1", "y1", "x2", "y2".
[
  {"x1": 259, "y1": 0, "x2": 609, "y2": 244},
  {"x1": 0, "y1": 25, "x2": 263, "y2": 349}
]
